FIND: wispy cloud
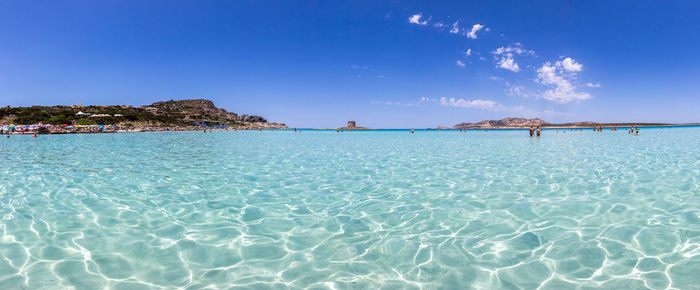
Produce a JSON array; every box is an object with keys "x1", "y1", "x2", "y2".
[
  {"x1": 450, "y1": 21, "x2": 460, "y2": 34},
  {"x1": 456, "y1": 60, "x2": 466, "y2": 67},
  {"x1": 586, "y1": 82, "x2": 601, "y2": 88},
  {"x1": 536, "y1": 57, "x2": 592, "y2": 103},
  {"x1": 373, "y1": 96, "x2": 502, "y2": 110},
  {"x1": 371, "y1": 97, "x2": 435, "y2": 106},
  {"x1": 505, "y1": 82, "x2": 532, "y2": 98},
  {"x1": 350, "y1": 64, "x2": 384, "y2": 78},
  {"x1": 351, "y1": 64, "x2": 372, "y2": 70},
  {"x1": 409, "y1": 14, "x2": 485, "y2": 41},
  {"x1": 440, "y1": 97, "x2": 498, "y2": 109},
  {"x1": 465, "y1": 48, "x2": 472, "y2": 56},
  {"x1": 373, "y1": 96, "x2": 573, "y2": 117},
  {"x1": 492, "y1": 44, "x2": 535, "y2": 56},
  {"x1": 408, "y1": 14, "x2": 428, "y2": 25},
  {"x1": 466, "y1": 24, "x2": 485, "y2": 39}
]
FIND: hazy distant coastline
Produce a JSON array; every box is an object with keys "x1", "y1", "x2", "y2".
[{"x1": 442, "y1": 117, "x2": 695, "y2": 130}]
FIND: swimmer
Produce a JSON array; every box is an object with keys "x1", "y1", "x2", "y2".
[
  {"x1": 411, "y1": 129, "x2": 414, "y2": 134},
  {"x1": 529, "y1": 127, "x2": 534, "y2": 137},
  {"x1": 536, "y1": 127, "x2": 541, "y2": 137}
]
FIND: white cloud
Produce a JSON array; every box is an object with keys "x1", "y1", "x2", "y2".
[
  {"x1": 456, "y1": 60, "x2": 466, "y2": 67},
  {"x1": 433, "y1": 22, "x2": 444, "y2": 28},
  {"x1": 498, "y1": 57, "x2": 519, "y2": 72},
  {"x1": 465, "y1": 48, "x2": 472, "y2": 56},
  {"x1": 536, "y1": 60, "x2": 591, "y2": 103},
  {"x1": 586, "y1": 82, "x2": 601, "y2": 88},
  {"x1": 450, "y1": 21, "x2": 460, "y2": 34},
  {"x1": 440, "y1": 97, "x2": 499, "y2": 109},
  {"x1": 491, "y1": 44, "x2": 533, "y2": 72},
  {"x1": 488, "y1": 76, "x2": 503, "y2": 81},
  {"x1": 560, "y1": 57, "x2": 582, "y2": 72},
  {"x1": 466, "y1": 24, "x2": 485, "y2": 39},
  {"x1": 409, "y1": 14, "x2": 428, "y2": 25}
]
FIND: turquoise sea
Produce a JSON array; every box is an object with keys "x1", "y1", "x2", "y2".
[{"x1": 1, "y1": 127, "x2": 700, "y2": 289}]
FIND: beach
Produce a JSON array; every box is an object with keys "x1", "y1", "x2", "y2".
[
  {"x1": 1, "y1": 127, "x2": 699, "y2": 288},
  {"x1": 0, "y1": 123, "x2": 286, "y2": 135}
]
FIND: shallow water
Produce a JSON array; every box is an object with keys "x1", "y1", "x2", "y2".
[{"x1": 1, "y1": 128, "x2": 699, "y2": 289}]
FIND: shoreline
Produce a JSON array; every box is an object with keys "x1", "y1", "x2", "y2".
[{"x1": 2, "y1": 123, "x2": 698, "y2": 135}]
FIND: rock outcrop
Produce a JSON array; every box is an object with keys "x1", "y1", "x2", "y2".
[{"x1": 146, "y1": 99, "x2": 286, "y2": 128}]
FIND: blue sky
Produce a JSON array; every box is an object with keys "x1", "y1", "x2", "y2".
[{"x1": 1, "y1": 1, "x2": 699, "y2": 128}]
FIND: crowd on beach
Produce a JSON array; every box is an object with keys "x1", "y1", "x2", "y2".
[
  {"x1": 530, "y1": 125, "x2": 642, "y2": 136},
  {"x1": 0, "y1": 123, "x2": 254, "y2": 136},
  {"x1": 0, "y1": 124, "x2": 133, "y2": 135}
]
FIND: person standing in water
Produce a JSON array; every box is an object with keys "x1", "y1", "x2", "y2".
[
  {"x1": 536, "y1": 127, "x2": 541, "y2": 137},
  {"x1": 529, "y1": 127, "x2": 534, "y2": 137}
]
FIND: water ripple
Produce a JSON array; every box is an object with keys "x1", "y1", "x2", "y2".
[{"x1": 1, "y1": 129, "x2": 699, "y2": 289}]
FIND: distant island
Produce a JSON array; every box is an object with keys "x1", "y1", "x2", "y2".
[
  {"x1": 0, "y1": 99, "x2": 287, "y2": 132},
  {"x1": 448, "y1": 117, "x2": 689, "y2": 129}
]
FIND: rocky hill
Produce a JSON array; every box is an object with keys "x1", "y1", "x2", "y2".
[
  {"x1": 148, "y1": 99, "x2": 268, "y2": 123},
  {"x1": 454, "y1": 117, "x2": 550, "y2": 129}
]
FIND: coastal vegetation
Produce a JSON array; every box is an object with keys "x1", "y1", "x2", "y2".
[{"x1": 0, "y1": 99, "x2": 287, "y2": 129}]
